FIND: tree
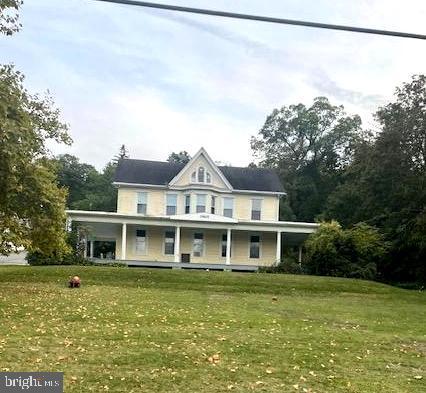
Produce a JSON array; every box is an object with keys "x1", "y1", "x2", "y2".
[
  {"x1": 0, "y1": 64, "x2": 71, "y2": 256},
  {"x1": 55, "y1": 156, "x2": 118, "y2": 213},
  {"x1": 305, "y1": 221, "x2": 387, "y2": 280},
  {"x1": 113, "y1": 144, "x2": 129, "y2": 163},
  {"x1": 0, "y1": 0, "x2": 22, "y2": 35},
  {"x1": 167, "y1": 151, "x2": 191, "y2": 164},
  {"x1": 324, "y1": 75, "x2": 426, "y2": 284},
  {"x1": 251, "y1": 97, "x2": 363, "y2": 221},
  {"x1": 54, "y1": 154, "x2": 98, "y2": 208}
]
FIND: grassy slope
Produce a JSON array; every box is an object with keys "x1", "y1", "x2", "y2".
[{"x1": 0, "y1": 266, "x2": 424, "y2": 393}]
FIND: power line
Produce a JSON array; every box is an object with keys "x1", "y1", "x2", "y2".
[{"x1": 93, "y1": 0, "x2": 426, "y2": 40}]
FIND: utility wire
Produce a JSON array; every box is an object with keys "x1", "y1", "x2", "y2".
[{"x1": 93, "y1": 0, "x2": 426, "y2": 40}]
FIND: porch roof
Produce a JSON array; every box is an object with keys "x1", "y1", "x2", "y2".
[{"x1": 66, "y1": 210, "x2": 318, "y2": 234}]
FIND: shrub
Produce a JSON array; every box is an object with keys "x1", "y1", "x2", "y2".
[{"x1": 305, "y1": 221, "x2": 388, "y2": 280}]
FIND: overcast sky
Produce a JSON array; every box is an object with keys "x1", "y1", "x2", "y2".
[{"x1": 1, "y1": 0, "x2": 426, "y2": 169}]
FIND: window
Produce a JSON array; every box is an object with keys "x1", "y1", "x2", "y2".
[
  {"x1": 185, "y1": 194, "x2": 191, "y2": 214},
  {"x1": 190, "y1": 167, "x2": 212, "y2": 183},
  {"x1": 196, "y1": 194, "x2": 206, "y2": 213},
  {"x1": 249, "y1": 235, "x2": 260, "y2": 259},
  {"x1": 251, "y1": 199, "x2": 262, "y2": 220},
  {"x1": 221, "y1": 233, "x2": 231, "y2": 257},
  {"x1": 137, "y1": 192, "x2": 147, "y2": 214},
  {"x1": 223, "y1": 197, "x2": 234, "y2": 218},
  {"x1": 193, "y1": 232, "x2": 204, "y2": 257},
  {"x1": 136, "y1": 229, "x2": 147, "y2": 254},
  {"x1": 198, "y1": 167, "x2": 205, "y2": 182},
  {"x1": 211, "y1": 196, "x2": 216, "y2": 214},
  {"x1": 166, "y1": 194, "x2": 177, "y2": 215},
  {"x1": 164, "y1": 231, "x2": 175, "y2": 255}
]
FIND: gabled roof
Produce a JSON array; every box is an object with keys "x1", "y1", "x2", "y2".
[
  {"x1": 168, "y1": 147, "x2": 233, "y2": 190},
  {"x1": 114, "y1": 158, "x2": 285, "y2": 193}
]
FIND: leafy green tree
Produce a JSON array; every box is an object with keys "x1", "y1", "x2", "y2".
[
  {"x1": 252, "y1": 97, "x2": 363, "y2": 221},
  {"x1": 0, "y1": 0, "x2": 22, "y2": 35},
  {"x1": 305, "y1": 221, "x2": 387, "y2": 280},
  {"x1": 167, "y1": 151, "x2": 191, "y2": 164},
  {"x1": 325, "y1": 75, "x2": 426, "y2": 284},
  {"x1": 0, "y1": 65, "x2": 70, "y2": 255},
  {"x1": 54, "y1": 154, "x2": 98, "y2": 208}
]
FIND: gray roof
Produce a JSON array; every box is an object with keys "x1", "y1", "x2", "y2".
[{"x1": 114, "y1": 159, "x2": 284, "y2": 193}]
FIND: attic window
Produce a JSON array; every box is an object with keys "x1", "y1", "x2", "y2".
[
  {"x1": 198, "y1": 167, "x2": 205, "y2": 182},
  {"x1": 190, "y1": 167, "x2": 212, "y2": 184}
]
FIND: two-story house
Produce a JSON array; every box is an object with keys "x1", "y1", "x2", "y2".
[{"x1": 66, "y1": 148, "x2": 318, "y2": 270}]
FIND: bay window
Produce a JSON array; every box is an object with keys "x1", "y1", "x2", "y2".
[{"x1": 196, "y1": 194, "x2": 206, "y2": 213}]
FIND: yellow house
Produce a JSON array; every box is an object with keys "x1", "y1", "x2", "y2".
[{"x1": 66, "y1": 148, "x2": 318, "y2": 270}]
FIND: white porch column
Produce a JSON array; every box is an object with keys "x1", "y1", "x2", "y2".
[
  {"x1": 226, "y1": 228, "x2": 232, "y2": 265},
  {"x1": 174, "y1": 226, "x2": 181, "y2": 262},
  {"x1": 298, "y1": 245, "x2": 302, "y2": 265},
  {"x1": 89, "y1": 240, "x2": 94, "y2": 258},
  {"x1": 66, "y1": 217, "x2": 72, "y2": 232},
  {"x1": 84, "y1": 237, "x2": 88, "y2": 258},
  {"x1": 276, "y1": 231, "x2": 282, "y2": 265},
  {"x1": 121, "y1": 223, "x2": 127, "y2": 260}
]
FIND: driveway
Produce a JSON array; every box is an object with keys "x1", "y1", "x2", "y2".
[{"x1": 0, "y1": 251, "x2": 28, "y2": 265}]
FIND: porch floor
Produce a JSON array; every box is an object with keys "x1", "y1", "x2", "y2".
[{"x1": 91, "y1": 258, "x2": 259, "y2": 272}]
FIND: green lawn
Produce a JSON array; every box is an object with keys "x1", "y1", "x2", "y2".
[{"x1": 0, "y1": 267, "x2": 424, "y2": 392}]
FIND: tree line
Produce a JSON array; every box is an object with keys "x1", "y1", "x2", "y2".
[{"x1": 252, "y1": 78, "x2": 425, "y2": 285}]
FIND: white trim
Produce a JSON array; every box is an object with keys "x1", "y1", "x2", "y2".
[
  {"x1": 232, "y1": 189, "x2": 286, "y2": 196},
  {"x1": 66, "y1": 210, "x2": 318, "y2": 233},
  {"x1": 121, "y1": 223, "x2": 127, "y2": 260},
  {"x1": 114, "y1": 182, "x2": 285, "y2": 196},
  {"x1": 114, "y1": 182, "x2": 168, "y2": 189},
  {"x1": 168, "y1": 148, "x2": 234, "y2": 190}
]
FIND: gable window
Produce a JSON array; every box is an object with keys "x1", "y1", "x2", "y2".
[
  {"x1": 137, "y1": 192, "x2": 147, "y2": 214},
  {"x1": 251, "y1": 199, "x2": 262, "y2": 220},
  {"x1": 221, "y1": 233, "x2": 231, "y2": 257},
  {"x1": 198, "y1": 167, "x2": 205, "y2": 182},
  {"x1": 164, "y1": 230, "x2": 175, "y2": 255},
  {"x1": 249, "y1": 235, "x2": 260, "y2": 259},
  {"x1": 190, "y1": 167, "x2": 212, "y2": 184},
  {"x1": 196, "y1": 194, "x2": 206, "y2": 213},
  {"x1": 166, "y1": 194, "x2": 177, "y2": 215},
  {"x1": 193, "y1": 232, "x2": 204, "y2": 257},
  {"x1": 223, "y1": 197, "x2": 234, "y2": 218},
  {"x1": 211, "y1": 196, "x2": 216, "y2": 214},
  {"x1": 136, "y1": 229, "x2": 147, "y2": 255},
  {"x1": 185, "y1": 194, "x2": 191, "y2": 214}
]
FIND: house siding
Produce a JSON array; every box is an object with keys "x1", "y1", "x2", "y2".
[{"x1": 117, "y1": 188, "x2": 279, "y2": 221}]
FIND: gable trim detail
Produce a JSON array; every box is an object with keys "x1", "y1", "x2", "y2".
[{"x1": 168, "y1": 147, "x2": 233, "y2": 190}]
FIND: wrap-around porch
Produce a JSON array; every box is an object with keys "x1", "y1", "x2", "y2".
[{"x1": 67, "y1": 211, "x2": 317, "y2": 270}]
